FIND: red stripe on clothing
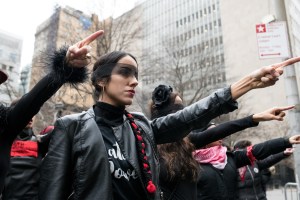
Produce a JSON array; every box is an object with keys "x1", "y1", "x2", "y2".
[{"x1": 10, "y1": 140, "x2": 38, "y2": 158}]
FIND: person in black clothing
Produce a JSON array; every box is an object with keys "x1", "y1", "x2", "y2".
[
  {"x1": 150, "y1": 85, "x2": 296, "y2": 200},
  {"x1": 1, "y1": 103, "x2": 54, "y2": 200},
  {"x1": 39, "y1": 29, "x2": 300, "y2": 199},
  {"x1": 1, "y1": 99, "x2": 55, "y2": 200},
  {"x1": 192, "y1": 119, "x2": 300, "y2": 200},
  {"x1": 0, "y1": 30, "x2": 104, "y2": 193},
  {"x1": 150, "y1": 85, "x2": 199, "y2": 200},
  {"x1": 234, "y1": 140, "x2": 294, "y2": 200}
]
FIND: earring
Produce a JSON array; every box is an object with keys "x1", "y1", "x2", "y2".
[{"x1": 100, "y1": 85, "x2": 105, "y2": 100}]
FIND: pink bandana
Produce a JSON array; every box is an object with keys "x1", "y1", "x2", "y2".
[{"x1": 193, "y1": 145, "x2": 228, "y2": 170}]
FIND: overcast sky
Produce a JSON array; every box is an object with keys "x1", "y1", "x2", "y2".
[{"x1": 0, "y1": 0, "x2": 139, "y2": 68}]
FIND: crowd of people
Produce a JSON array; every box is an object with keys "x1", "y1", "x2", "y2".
[{"x1": 0, "y1": 30, "x2": 300, "y2": 200}]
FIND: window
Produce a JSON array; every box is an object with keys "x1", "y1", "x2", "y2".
[
  {"x1": 215, "y1": 38, "x2": 218, "y2": 45},
  {"x1": 9, "y1": 53, "x2": 17, "y2": 63},
  {"x1": 218, "y1": 19, "x2": 222, "y2": 26},
  {"x1": 219, "y1": 36, "x2": 223, "y2": 44}
]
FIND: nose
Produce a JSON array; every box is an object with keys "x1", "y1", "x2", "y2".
[{"x1": 129, "y1": 76, "x2": 138, "y2": 88}]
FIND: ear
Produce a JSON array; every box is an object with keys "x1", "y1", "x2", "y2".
[{"x1": 98, "y1": 81, "x2": 106, "y2": 87}]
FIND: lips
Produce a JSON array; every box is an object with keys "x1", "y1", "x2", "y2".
[{"x1": 127, "y1": 90, "x2": 135, "y2": 95}]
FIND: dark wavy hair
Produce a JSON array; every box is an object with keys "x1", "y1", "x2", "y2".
[
  {"x1": 91, "y1": 51, "x2": 137, "y2": 100},
  {"x1": 150, "y1": 85, "x2": 199, "y2": 182},
  {"x1": 234, "y1": 140, "x2": 252, "y2": 150}
]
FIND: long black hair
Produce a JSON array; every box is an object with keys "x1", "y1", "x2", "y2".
[{"x1": 150, "y1": 85, "x2": 199, "y2": 182}]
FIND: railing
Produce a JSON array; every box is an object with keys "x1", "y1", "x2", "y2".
[{"x1": 284, "y1": 182, "x2": 299, "y2": 200}]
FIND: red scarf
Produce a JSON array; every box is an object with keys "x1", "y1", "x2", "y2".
[{"x1": 193, "y1": 145, "x2": 228, "y2": 170}]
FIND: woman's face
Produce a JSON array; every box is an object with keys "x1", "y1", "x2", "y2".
[{"x1": 101, "y1": 55, "x2": 138, "y2": 107}]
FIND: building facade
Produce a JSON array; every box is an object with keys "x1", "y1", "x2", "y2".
[
  {"x1": 0, "y1": 30, "x2": 22, "y2": 104},
  {"x1": 31, "y1": 6, "x2": 99, "y2": 130},
  {"x1": 140, "y1": 0, "x2": 226, "y2": 106}
]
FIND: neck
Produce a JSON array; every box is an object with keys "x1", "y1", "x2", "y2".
[{"x1": 98, "y1": 97, "x2": 125, "y2": 109}]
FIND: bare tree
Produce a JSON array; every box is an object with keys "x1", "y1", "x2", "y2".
[
  {"x1": 0, "y1": 80, "x2": 20, "y2": 103},
  {"x1": 141, "y1": 32, "x2": 225, "y2": 107}
]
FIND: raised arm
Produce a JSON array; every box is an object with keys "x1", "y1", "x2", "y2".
[
  {"x1": 189, "y1": 116, "x2": 257, "y2": 149},
  {"x1": 234, "y1": 135, "x2": 299, "y2": 168},
  {"x1": 4, "y1": 30, "x2": 104, "y2": 143},
  {"x1": 189, "y1": 106, "x2": 293, "y2": 149},
  {"x1": 231, "y1": 56, "x2": 300, "y2": 100},
  {"x1": 256, "y1": 148, "x2": 293, "y2": 170},
  {"x1": 152, "y1": 86, "x2": 238, "y2": 144}
]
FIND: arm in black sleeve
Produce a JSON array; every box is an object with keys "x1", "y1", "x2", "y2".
[
  {"x1": 5, "y1": 46, "x2": 88, "y2": 143},
  {"x1": 189, "y1": 115, "x2": 258, "y2": 149},
  {"x1": 252, "y1": 137, "x2": 292, "y2": 160},
  {"x1": 233, "y1": 137, "x2": 292, "y2": 168},
  {"x1": 256, "y1": 152, "x2": 289, "y2": 170},
  {"x1": 152, "y1": 86, "x2": 238, "y2": 144}
]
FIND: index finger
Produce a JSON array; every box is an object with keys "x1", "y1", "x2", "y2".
[
  {"x1": 278, "y1": 105, "x2": 295, "y2": 111},
  {"x1": 273, "y1": 56, "x2": 300, "y2": 69},
  {"x1": 81, "y1": 30, "x2": 104, "y2": 46}
]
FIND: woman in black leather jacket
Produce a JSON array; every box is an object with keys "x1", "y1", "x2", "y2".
[
  {"x1": 39, "y1": 30, "x2": 300, "y2": 200},
  {"x1": 0, "y1": 30, "x2": 103, "y2": 193},
  {"x1": 150, "y1": 85, "x2": 295, "y2": 200}
]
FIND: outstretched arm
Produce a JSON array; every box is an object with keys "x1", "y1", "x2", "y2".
[
  {"x1": 189, "y1": 106, "x2": 293, "y2": 149},
  {"x1": 231, "y1": 56, "x2": 300, "y2": 100},
  {"x1": 257, "y1": 148, "x2": 293, "y2": 170},
  {"x1": 235, "y1": 136, "x2": 299, "y2": 168}
]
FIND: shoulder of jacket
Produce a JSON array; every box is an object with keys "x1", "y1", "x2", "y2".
[
  {"x1": 130, "y1": 112, "x2": 148, "y2": 121},
  {"x1": 57, "y1": 109, "x2": 94, "y2": 125}
]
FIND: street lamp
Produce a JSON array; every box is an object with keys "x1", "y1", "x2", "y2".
[{"x1": 20, "y1": 70, "x2": 27, "y2": 95}]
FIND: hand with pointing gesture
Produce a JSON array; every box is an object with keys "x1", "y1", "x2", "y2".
[
  {"x1": 289, "y1": 135, "x2": 300, "y2": 144},
  {"x1": 252, "y1": 105, "x2": 295, "y2": 122},
  {"x1": 231, "y1": 56, "x2": 300, "y2": 100},
  {"x1": 66, "y1": 30, "x2": 104, "y2": 67},
  {"x1": 249, "y1": 57, "x2": 300, "y2": 89}
]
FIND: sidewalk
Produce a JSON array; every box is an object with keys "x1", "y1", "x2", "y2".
[{"x1": 267, "y1": 188, "x2": 298, "y2": 200}]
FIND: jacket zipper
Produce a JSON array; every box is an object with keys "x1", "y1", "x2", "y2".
[{"x1": 247, "y1": 165, "x2": 259, "y2": 200}]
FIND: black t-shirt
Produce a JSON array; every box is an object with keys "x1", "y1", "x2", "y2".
[{"x1": 94, "y1": 102, "x2": 146, "y2": 200}]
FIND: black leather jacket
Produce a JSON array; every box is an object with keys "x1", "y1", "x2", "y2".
[{"x1": 39, "y1": 87, "x2": 238, "y2": 200}]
